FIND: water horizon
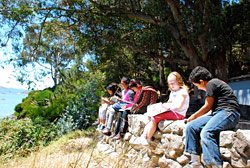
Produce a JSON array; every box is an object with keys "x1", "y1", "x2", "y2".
[{"x1": 0, "y1": 92, "x2": 28, "y2": 119}]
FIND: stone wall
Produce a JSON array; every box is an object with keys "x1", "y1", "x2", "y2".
[{"x1": 97, "y1": 115, "x2": 250, "y2": 168}]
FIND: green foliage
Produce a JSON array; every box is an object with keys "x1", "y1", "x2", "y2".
[
  {"x1": 14, "y1": 89, "x2": 55, "y2": 120},
  {"x1": 14, "y1": 103, "x2": 23, "y2": 114},
  {"x1": 0, "y1": 117, "x2": 58, "y2": 161},
  {"x1": 57, "y1": 80, "x2": 101, "y2": 135}
]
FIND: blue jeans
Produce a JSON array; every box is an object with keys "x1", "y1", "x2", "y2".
[
  {"x1": 184, "y1": 110, "x2": 240, "y2": 166},
  {"x1": 105, "y1": 102, "x2": 128, "y2": 130},
  {"x1": 112, "y1": 102, "x2": 128, "y2": 111}
]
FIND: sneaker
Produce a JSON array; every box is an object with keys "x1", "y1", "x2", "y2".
[
  {"x1": 110, "y1": 134, "x2": 117, "y2": 138},
  {"x1": 113, "y1": 134, "x2": 124, "y2": 140},
  {"x1": 184, "y1": 162, "x2": 204, "y2": 168},
  {"x1": 99, "y1": 123, "x2": 105, "y2": 130},
  {"x1": 96, "y1": 124, "x2": 101, "y2": 131},
  {"x1": 102, "y1": 129, "x2": 111, "y2": 136},
  {"x1": 92, "y1": 122, "x2": 99, "y2": 126}
]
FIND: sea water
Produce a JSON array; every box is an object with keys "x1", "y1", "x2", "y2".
[{"x1": 0, "y1": 93, "x2": 28, "y2": 119}]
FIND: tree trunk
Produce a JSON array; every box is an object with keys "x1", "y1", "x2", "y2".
[
  {"x1": 159, "y1": 60, "x2": 167, "y2": 102},
  {"x1": 206, "y1": 47, "x2": 228, "y2": 81}
]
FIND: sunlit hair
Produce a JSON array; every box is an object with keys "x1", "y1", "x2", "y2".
[
  {"x1": 188, "y1": 66, "x2": 212, "y2": 84},
  {"x1": 168, "y1": 72, "x2": 189, "y2": 92},
  {"x1": 106, "y1": 83, "x2": 121, "y2": 96},
  {"x1": 129, "y1": 78, "x2": 142, "y2": 88},
  {"x1": 121, "y1": 77, "x2": 130, "y2": 85}
]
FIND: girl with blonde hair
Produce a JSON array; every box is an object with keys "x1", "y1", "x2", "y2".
[{"x1": 134, "y1": 72, "x2": 190, "y2": 145}]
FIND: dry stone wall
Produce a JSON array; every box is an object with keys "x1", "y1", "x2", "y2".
[{"x1": 97, "y1": 114, "x2": 250, "y2": 168}]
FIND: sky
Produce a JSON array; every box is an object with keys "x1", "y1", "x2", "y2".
[{"x1": 0, "y1": 45, "x2": 54, "y2": 90}]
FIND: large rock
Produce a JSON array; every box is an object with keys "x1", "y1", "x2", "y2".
[
  {"x1": 128, "y1": 114, "x2": 150, "y2": 136},
  {"x1": 220, "y1": 131, "x2": 235, "y2": 147},
  {"x1": 158, "y1": 120, "x2": 186, "y2": 135},
  {"x1": 98, "y1": 115, "x2": 250, "y2": 168},
  {"x1": 158, "y1": 155, "x2": 182, "y2": 168}
]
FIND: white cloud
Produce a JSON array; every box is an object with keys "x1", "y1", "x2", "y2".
[
  {"x1": 0, "y1": 46, "x2": 54, "y2": 90},
  {"x1": 0, "y1": 64, "x2": 54, "y2": 90}
]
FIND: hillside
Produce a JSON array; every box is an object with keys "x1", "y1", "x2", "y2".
[{"x1": 0, "y1": 131, "x2": 122, "y2": 168}]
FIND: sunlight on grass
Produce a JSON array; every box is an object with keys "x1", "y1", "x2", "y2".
[{"x1": 0, "y1": 128, "x2": 128, "y2": 168}]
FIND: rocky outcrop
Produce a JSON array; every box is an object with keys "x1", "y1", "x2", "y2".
[{"x1": 97, "y1": 115, "x2": 250, "y2": 168}]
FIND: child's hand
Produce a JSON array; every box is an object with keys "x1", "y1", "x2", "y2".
[
  {"x1": 187, "y1": 114, "x2": 197, "y2": 123},
  {"x1": 162, "y1": 103, "x2": 171, "y2": 111},
  {"x1": 121, "y1": 106, "x2": 126, "y2": 109}
]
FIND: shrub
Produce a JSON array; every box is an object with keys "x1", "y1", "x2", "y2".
[
  {"x1": 0, "y1": 117, "x2": 58, "y2": 161},
  {"x1": 57, "y1": 80, "x2": 101, "y2": 134},
  {"x1": 14, "y1": 89, "x2": 55, "y2": 120}
]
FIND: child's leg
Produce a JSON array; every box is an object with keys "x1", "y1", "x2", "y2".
[
  {"x1": 99, "y1": 108, "x2": 106, "y2": 124},
  {"x1": 100, "y1": 119, "x2": 105, "y2": 124},
  {"x1": 113, "y1": 111, "x2": 122, "y2": 135},
  {"x1": 104, "y1": 107, "x2": 116, "y2": 131},
  {"x1": 184, "y1": 115, "x2": 212, "y2": 156},
  {"x1": 144, "y1": 111, "x2": 184, "y2": 139},
  {"x1": 200, "y1": 110, "x2": 240, "y2": 166},
  {"x1": 151, "y1": 111, "x2": 185, "y2": 123},
  {"x1": 121, "y1": 110, "x2": 130, "y2": 134},
  {"x1": 144, "y1": 121, "x2": 157, "y2": 139}
]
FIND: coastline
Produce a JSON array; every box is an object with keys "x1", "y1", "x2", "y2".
[{"x1": 0, "y1": 91, "x2": 29, "y2": 119}]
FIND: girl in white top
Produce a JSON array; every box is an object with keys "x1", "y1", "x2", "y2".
[{"x1": 137, "y1": 72, "x2": 189, "y2": 144}]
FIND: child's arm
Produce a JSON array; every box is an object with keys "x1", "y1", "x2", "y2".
[
  {"x1": 187, "y1": 96, "x2": 214, "y2": 122},
  {"x1": 162, "y1": 94, "x2": 186, "y2": 111},
  {"x1": 101, "y1": 97, "x2": 110, "y2": 104},
  {"x1": 171, "y1": 94, "x2": 187, "y2": 111}
]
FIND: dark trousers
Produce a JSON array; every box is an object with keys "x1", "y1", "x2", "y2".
[{"x1": 114, "y1": 110, "x2": 130, "y2": 135}]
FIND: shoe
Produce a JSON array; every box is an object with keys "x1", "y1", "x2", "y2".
[
  {"x1": 100, "y1": 123, "x2": 105, "y2": 130},
  {"x1": 92, "y1": 122, "x2": 99, "y2": 126},
  {"x1": 110, "y1": 134, "x2": 117, "y2": 138},
  {"x1": 113, "y1": 134, "x2": 124, "y2": 140},
  {"x1": 184, "y1": 162, "x2": 204, "y2": 168},
  {"x1": 96, "y1": 123, "x2": 103, "y2": 131},
  {"x1": 102, "y1": 129, "x2": 111, "y2": 136}
]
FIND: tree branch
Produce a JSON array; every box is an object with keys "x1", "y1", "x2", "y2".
[
  {"x1": 1, "y1": 21, "x2": 19, "y2": 47},
  {"x1": 101, "y1": 35, "x2": 189, "y2": 65},
  {"x1": 32, "y1": 10, "x2": 51, "y2": 53},
  {"x1": 89, "y1": 0, "x2": 167, "y2": 26},
  {"x1": 199, "y1": 34, "x2": 209, "y2": 62}
]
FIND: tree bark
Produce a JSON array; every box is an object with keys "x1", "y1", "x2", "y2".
[
  {"x1": 159, "y1": 59, "x2": 167, "y2": 102},
  {"x1": 206, "y1": 47, "x2": 227, "y2": 81}
]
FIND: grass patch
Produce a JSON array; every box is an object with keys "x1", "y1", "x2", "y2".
[{"x1": 0, "y1": 127, "x2": 103, "y2": 168}]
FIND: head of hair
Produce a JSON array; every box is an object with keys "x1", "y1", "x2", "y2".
[
  {"x1": 188, "y1": 66, "x2": 212, "y2": 84},
  {"x1": 106, "y1": 83, "x2": 120, "y2": 96},
  {"x1": 168, "y1": 71, "x2": 189, "y2": 91},
  {"x1": 121, "y1": 77, "x2": 130, "y2": 85},
  {"x1": 129, "y1": 79, "x2": 141, "y2": 88}
]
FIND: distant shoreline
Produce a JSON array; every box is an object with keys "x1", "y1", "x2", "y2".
[
  {"x1": 0, "y1": 114, "x2": 17, "y2": 120},
  {"x1": 0, "y1": 91, "x2": 29, "y2": 95},
  {"x1": 0, "y1": 90, "x2": 29, "y2": 119}
]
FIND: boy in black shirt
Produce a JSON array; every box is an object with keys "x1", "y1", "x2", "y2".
[{"x1": 184, "y1": 66, "x2": 240, "y2": 168}]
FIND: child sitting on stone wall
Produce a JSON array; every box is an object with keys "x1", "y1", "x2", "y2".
[
  {"x1": 102, "y1": 77, "x2": 135, "y2": 136},
  {"x1": 184, "y1": 66, "x2": 240, "y2": 168},
  {"x1": 95, "y1": 83, "x2": 122, "y2": 131},
  {"x1": 112, "y1": 79, "x2": 158, "y2": 140},
  {"x1": 133, "y1": 72, "x2": 189, "y2": 145}
]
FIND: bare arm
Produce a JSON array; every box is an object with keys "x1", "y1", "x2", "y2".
[
  {"x1": 162, "y1": 94, "x2": 187, "y2": 111},
  {"x1": 171, "y1": 94, "x2": 186, "y2": 111},
  {"x1": 187, "y1": 96, "x2": 214, "y2": 122}
]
